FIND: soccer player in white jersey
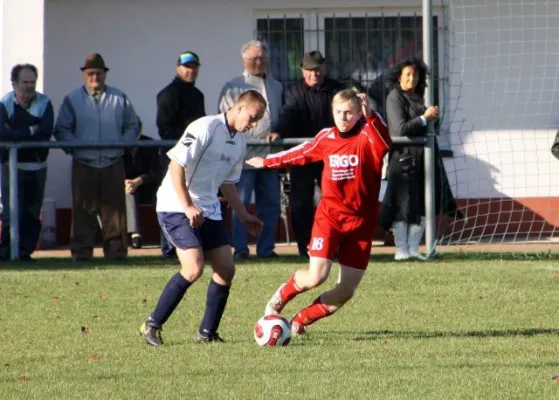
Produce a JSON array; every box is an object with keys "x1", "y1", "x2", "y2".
[{"x1": 141, "y1": 90, "x2": 266, "y2": 346}]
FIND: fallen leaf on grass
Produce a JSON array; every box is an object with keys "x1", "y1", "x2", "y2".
[
  {"x1": 87, "y1": 354, "x2": 100, "y2": 361},
  {"x1": 53, "y1": 296, "x2": 61, "y2": 304},
  {"x1": 99, "y1": 294, "x2": 107, "y2": 300},
  {"x1": 92, "y1": 315, "x2": 101, "y2": 320},
  {"x1": 19, "y1": 376, "x2": 30, "y2": 381},
  {"x1": 391, "y1": 286, "x2": 397, "y2": 292},
  {"x1": 81, "y1": 326, "x2": 91, "y2": 333}
]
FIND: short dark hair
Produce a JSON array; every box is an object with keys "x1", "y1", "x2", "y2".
[
  {"x1": 386, "y1": 57, "x2": 429, "y2": 97},
  {"x1": 11, "y1": 64, "x2": 38, "y2": 83}
]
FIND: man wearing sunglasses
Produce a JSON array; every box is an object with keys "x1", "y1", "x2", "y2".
[{"x1": 54, "y1": 53, "x2": 139, "y2": 261}]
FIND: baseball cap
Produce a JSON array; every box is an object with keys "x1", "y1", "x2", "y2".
[{"x1": 177, "y1": 51, "x2": 201, "y2": 66}]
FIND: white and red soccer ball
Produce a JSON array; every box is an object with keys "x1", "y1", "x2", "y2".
[{"x1": 254, "y1": 315, "x2": 292, "y2": 347}]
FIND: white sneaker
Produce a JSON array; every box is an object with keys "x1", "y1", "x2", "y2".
[
  {"x1": 264, "y1": 284, "x2": 286, "y2": 316},
  {"x1": 394, "y1": 250, "x2": 410, "y2": 261}
]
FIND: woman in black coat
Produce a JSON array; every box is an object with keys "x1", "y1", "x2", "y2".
[{"x1": 379, "y1": 58, "x2": 461, "y2": 260}]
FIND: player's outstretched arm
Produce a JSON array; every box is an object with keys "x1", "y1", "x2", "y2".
[
  {"x1": 245, "y1": 157, "x2": 264, "y2": 168},
  {"x1": 220, "y1": 183, "x2": 263, "y2": 236}
]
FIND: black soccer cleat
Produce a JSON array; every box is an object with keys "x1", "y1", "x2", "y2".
[
  {"x1": 195, "y1": 331, "x2": 225, "y2": 343},
  {"x1": 140, "y1": 320, "x2": 164, "y2": 347}
]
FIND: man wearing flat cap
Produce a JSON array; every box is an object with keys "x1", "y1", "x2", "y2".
[
  {"x1": 155, "y1": 51, "x2": 206, "y2": 259},
  {"x1": 54, "y1": 53, "x2": 139, "y2": 261},
  {"x1": 276, "y1": 50, "x2": 345, "y2": 259}
]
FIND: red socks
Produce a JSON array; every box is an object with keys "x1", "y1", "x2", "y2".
[
  {"x1": 279, "y1": 274, "x2": 304, "y2": 303},
  {"x1": 292, "y1": 296, "x2": 335, "y2": 327}
]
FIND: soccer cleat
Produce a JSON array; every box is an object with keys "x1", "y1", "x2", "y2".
[
  {"x1": 140, "y1": 320, "x2": 164, "y2": 347},
  {"x1": 195, "y1": 331, "x2": 225, "y2": 343},
  {"x1": 290, "y1": 319, "x2": 307, "y2": 336},
  {"x1": 264, "y1": 284, "x2": 287, "y2": 316}
]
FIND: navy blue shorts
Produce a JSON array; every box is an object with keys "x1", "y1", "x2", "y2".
[{"x1": 157, "y1": 212, "x2": 230, "y2": 252}]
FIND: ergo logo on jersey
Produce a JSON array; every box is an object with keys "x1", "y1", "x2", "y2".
[{"x1": 328, "y1": 154, "x2": 359, "y2": 168}]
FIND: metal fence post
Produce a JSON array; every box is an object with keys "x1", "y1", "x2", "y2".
[
  {"x1": 423, "y1": 0, "x2": 437, "y2": 258},
  {"x1": 9, "y1": 146, "x2": 20, "y2": 260}
]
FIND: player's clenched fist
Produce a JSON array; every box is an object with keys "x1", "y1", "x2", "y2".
[
  {"x1": 241, "y1": 213, "x2": 264, "y2": 236},
  {"x1": 184, "y1": 205, "x2": 204, "y2": 228}
]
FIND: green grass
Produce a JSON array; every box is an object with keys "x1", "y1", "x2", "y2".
[{"x1": 1, "y1": 255, "x2": 559, "y2": 399}]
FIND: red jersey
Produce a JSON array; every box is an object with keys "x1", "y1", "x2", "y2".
[{"x1": 264, "y1": 114, "x2": 392, "y2": 220}]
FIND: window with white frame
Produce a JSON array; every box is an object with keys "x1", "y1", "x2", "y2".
[{"x1": 255, "y1": 11, "x2": 442, "y2": 119}]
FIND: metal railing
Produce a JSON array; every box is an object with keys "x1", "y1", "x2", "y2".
[{"x1": 0, "y1": 136, "x2": 431, "y2": 260}]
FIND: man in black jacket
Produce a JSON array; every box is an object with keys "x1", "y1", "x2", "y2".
[
  {"x1": 0, "y1": 64, "x2": 54, "y2": 261},
  {"x1": 276, "y1": 51, "x2": 345, "y2": 258},
  {"x1": 156, "y1": 51, "x2": 206, "y2": 258}
]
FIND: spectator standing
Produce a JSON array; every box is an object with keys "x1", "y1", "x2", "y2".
[
  {"x1": 276, "y1": 50, "x2": 345, "y2": 258},
  {"x1": 218, "y1": 40, "x2": 283, "y2": 260},
  {"x1": 156, "y1": 51, "x2": 205, "y2": 259},
  {"x1": 54, "y1": 53, "x2": 138, "y2": 261},
  {"x1": 0, "y1": 64, "x2": 54, "y2": 261},
  {"x1": 378, "y1": 57, "x2": 461, "y2": 260}
]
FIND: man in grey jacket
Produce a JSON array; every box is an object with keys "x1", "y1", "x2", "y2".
[
  {"x1": 54, "y1": 53, "x2": 138, "y2": 261},
  {"x1": 218, "y1": 40, "x2": 283, "y2": 260}
]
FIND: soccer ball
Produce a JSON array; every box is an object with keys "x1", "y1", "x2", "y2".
[{"x1": 253, "y1": 315, "x2": 292, "y2": 347}]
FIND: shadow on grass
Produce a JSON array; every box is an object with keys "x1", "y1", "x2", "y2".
[
  {"x1": 0, "y1": 251, "x2": 557, "y2": 271},
  {"x1": 352, "y1": 328, "x2": 559, "y2": 341}
]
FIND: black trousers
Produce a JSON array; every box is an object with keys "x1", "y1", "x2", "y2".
[{"x1": 288, "y1": 162, "x2": 323, "y2": 256}]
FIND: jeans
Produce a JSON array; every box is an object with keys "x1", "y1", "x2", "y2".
[
  {"x1": 0, "y1": 165, "x2": 47, "y2": 259},
  {"x1": 231, "y1": 169, "x2": 280, "y2": 257}
]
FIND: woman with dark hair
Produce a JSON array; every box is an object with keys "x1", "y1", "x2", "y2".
[{"x1": 379, "y1": 57, "x2": 461, "y2": 260}]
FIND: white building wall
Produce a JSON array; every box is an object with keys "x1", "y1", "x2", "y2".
[
  {"x1": 0, "y1": 0, "x2": 45, "y2": 94},
  {"x1": 12, "y1": 0, "x2": 554, "y2": 208}
]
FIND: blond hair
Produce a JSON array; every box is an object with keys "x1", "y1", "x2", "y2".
[
  {"x1": 331, "y1": 88, "x2": 361, "y2": 112},
  {"x1": 234, "y1": 89, "x2": 267, "y2": 110}
]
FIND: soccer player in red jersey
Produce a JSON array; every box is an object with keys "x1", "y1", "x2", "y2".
[{"x1": 246, "y1": 89, "x2": 392, "y2": 335}]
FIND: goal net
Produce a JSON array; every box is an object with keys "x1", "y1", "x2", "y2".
[{"x1": 438, "y1": 0, "x2": 559, "y2": 251}]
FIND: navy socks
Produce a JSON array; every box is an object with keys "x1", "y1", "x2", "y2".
[
  {"x1": 150, "y1": 273, "x2": 192, "y2": 326},
  {"x1": 199, "y1": 280, "x2": 231, "y2": 337}
]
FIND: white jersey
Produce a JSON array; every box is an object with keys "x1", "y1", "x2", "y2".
[{"x1": 156, "y1": 114, "x2": 246, "y2": 220}]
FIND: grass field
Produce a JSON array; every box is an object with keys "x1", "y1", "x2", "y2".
[{"x1": 1, "y1": 253, "x2": 559, "y2": 399}]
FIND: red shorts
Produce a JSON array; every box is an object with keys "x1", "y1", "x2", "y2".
[{"x1": 307, "y1": 208, "x2": 375, "y2": 270}]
